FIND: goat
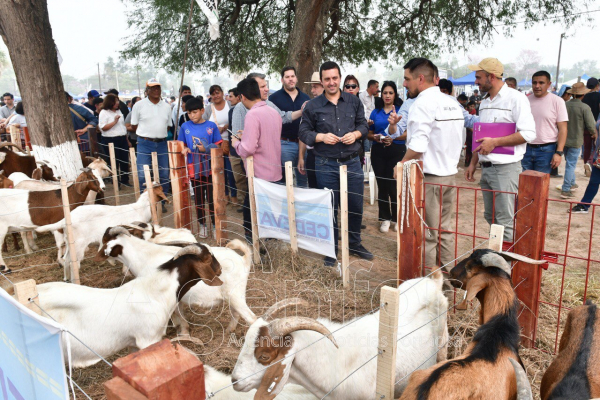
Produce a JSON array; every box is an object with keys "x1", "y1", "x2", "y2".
[
  {"x1": 36, "y1": 184, "x2": 169, "y2": 279},
  {"x1": 123, "y1": 221, "x2": 197, "y2": 244},
  {"x1": 0, "y1": 171, "x2": 19, "y2": 254},
  {"x1": 94, "y1": 229, "x2": 255, "y2": 334},
  {"x1": 540, "y1": 301, "x2": 600, "y2": 399},
  {"x1": 0, "y1": 142, "x2": 56, "y2": 180},
  {"x1": 399, "y1": 249, "x2": 543, "y2": 400},
  {"x1": 81, "y1": 156, "x2": 112, "y2": 205},
  {"x1": 37, "y1": 239, "x2": 223, "y2": 368},
  {"x1": 0, "y1": 168, "x2": 104, "y2": 274},
  {"x1": 231, "y1": 273, "x2": 449, "y2": 399}
]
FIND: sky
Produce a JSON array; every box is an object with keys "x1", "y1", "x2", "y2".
[{"x1": 3, "y1": 0, "x2": 599, "y2": 80}]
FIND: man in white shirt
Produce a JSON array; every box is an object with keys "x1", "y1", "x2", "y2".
[
  {"x1": 130, "y1": 78, "x2": 173, "y2": 204},
  {"x1": 393, "y1": 58, "x2": 464, "y2": 272},
  {"x1": 359, "y1": 80, "x2": 379, "y2": 152},
  {"x1": 465, "y1": 58, "x2": 536, "y2": 241}
]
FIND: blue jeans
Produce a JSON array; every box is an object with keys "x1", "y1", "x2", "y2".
[
  {"x1": 137, "y1": 138, "x2": 170, "y2": 194},
  {"x1": 521, "y1": 143, "x2": 556, "y2": 174},
  {"x1": 280, "y1": 140, "x2": 307, "y2": 188},
  {"x1": 224, "y1": 155, "x2": 237, "y2": 198},
  {"x1": 562, "y1": 147, "x2": 581, "y2": 192},
  {"x1": 315, "y1": 155, "x2": 364, "y2": 256},
  {"x1": 579, "y1": 165, "x2": 600, "y2": 209}
]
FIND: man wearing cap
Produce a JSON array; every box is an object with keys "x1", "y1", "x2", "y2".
[
  {"x1": 130, "y1": 78, "x2": 173, "y2": 204},
  {"x1": 105, "y1": 88, "x2": 129, "y2": 118},
  {"x1": 582, "y1": 77, "x2": 600, "y2": 176},
  {"x1": 83, "y1": 90, "x2": 101, "y2": 113},
  {"x1": 560, "y1": 82, "x2": 597, "y2": 199},
  {"x1": 464, "y1": 58, "x2": 536, "y2": 241},
  {"x1": 299, "y1": 72, "x2": 324, "y2": 188}
]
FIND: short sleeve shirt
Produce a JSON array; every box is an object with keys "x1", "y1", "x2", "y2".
[
  {"x1": 528, "y1": 94, "x2": 568, "y2": 144},
  {"x1": 99, "y1": 109, "x2": 127, "y2": 137},
  {"x1": 130, "y1": 97, "x2": 173, "y2": 139},
  {"x1": 180, "y1": 120, "x2": 222, "y2": 177}
]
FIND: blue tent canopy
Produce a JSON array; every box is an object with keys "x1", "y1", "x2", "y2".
[
  {"x1": 518, "y1": 78, "x2": 532, "y2": 86},
  {"x1": 581, "y1": 74, "x2": 591, "y2": 80},
  {"x1": 450, "y1": 71, "x2": 476, "y2": 85}
]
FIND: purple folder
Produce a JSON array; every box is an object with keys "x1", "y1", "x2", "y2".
[{"x1": 472, "y1": 122, "x2": 516, "y2": 155}]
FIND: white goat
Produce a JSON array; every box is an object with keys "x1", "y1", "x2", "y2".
[
  {"x1": 124, "y1": 222, "x2": 197, "y2": 245},
  {"x1": 37, "y1": 238, "x2": 223, "y2": 368},
  {"x1": 231, "y1": 275, "x2": 449, "y2": 399},
  {"x1": 95, "y1": 230, "x2": 256, "y2": 334}
]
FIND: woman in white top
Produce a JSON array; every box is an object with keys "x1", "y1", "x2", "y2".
[
  {"x1": 203, "y1": 85, "x2": 230, "y2": 139},
  {"x1": 5, "y1": 101, "x2": 26, "y2": 146},
  {"x1": 99, "y1": 94, "x2": 130, "y2": 186}
]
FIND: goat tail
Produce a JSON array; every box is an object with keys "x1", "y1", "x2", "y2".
[
  {"x1": 431, "y1": 267, "x2": 444, "y2": 291},
  {"x1": 35, "y1": 219, "x2": 65, "y2": 233},
  {"x1": 226, "y1": 239, "x2": 252, "y2": 271}
]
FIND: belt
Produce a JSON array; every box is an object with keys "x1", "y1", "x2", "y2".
[
  {"x1": 480, "y1": 162, "x2": 494, "y2": 168},
  {"x1": 326, "y1": 152, "x2": 358, "y2": 163},
  {"x1": 528, "y1": 142, "x2": 556, "y2": 148},
  {"x1": 139, "y1": 136, "x2": 166, "y2": 143},
  {"x1": 281, "y1": 137, "x2": 299, "y2": 143}
]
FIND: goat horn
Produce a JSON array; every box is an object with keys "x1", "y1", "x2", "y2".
[
  {"x1": 173, "y1": 244, "x2": 203, "y2": 260},
  {"x1": 268, "y1": 317, "x2": 338, "y2": 348},
  {"x1": 108, "y1": 226, "x2": 131, "y2": 237},
  {"x1": 121, "y1": 223, "x2": 151, "y2": 232},
  {"x1": 509, "y1": 358, "x2": 533, "y2": 400},
  {"x1": 499, "y1": 251, "x2": 546, "y2": 265},
  {"x1": 159, "y1": 241, "x2": 195, "y2": 248},
  {"x1": 0, "y1": 142, "x2": 25, "y2": 152},
  {"x1": 479, "y1": 252, "x2": 512, "y2": 276},
  {"x1": 262, "y1": 298, "x2": 309, "y2": 321}
]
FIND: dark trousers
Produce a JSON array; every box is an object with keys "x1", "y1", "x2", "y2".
[
  {"x1": 370, "y1": 143, "x2": 406, "y2": 222},
  {"x1": 465, "y1": 129, "x2": 473, "y2": 166},
  {"x1": 584, "y1": 133, "x2": 595, "y2": 164},
  {"x1": 315, "y1": 155, "x2": 364, "y2": 256},
  {"x1": 224, "y1": 155, "x2": 237, "y2": 198},
  {"x1": 101, "y1": 135, "x2": 130, "y2": 185},
  {"x1": 579, "y1": 166, "x2": 600, "y2": 209},
  {"x1": 192, "y1": 175, "x2": 214, "y2": 225},
  {"x1": 306, "y1": 149, "x2": 318, "y2": 189}
]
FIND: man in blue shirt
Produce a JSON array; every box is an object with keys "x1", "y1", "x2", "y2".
[
  {"x1": 269, "y1": 66, "x2": 311, "y2": 187},
  {"x1": 66, "y1": 92, "x2": 98, "y2": 153}
]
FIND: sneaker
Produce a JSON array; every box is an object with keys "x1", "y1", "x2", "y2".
[
  {"x1": 361, "y1": 224, "x2": 367, "y2": 229},
  {"x1": 571, "y1": 183, "x2": 579, "y2": 189},
  {"x1": 555, "y1": 184, "x2": 563, "y2": 191},
  {"x1": 198, "y1": 224, "x2": 208, "y2": 238},
  {"x1": 392, "y1": 222, "x2": 398, "y2": 232},
  {"x1": 585, "y1": 163, "x2": 592, "y2": 177},
  {"x1": 560, "y1": 191, "x2": 576, "y2": 199},
  {"x1": 551, "y1": 174, "x2": 563, "y2": 178},
  {"x1": 324, "y1": 256, "x2": 337, "y2": 267},
  {"x1": 380, "y1": 220, "x2": 390, "y2": 233},
  {"x1": 570, "y1": 204, "x2": 589, "y2": 214},
  {"x1": 349, "y1": 244, "x2": 374, "y2": 260}
]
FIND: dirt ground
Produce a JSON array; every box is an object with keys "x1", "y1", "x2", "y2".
[{"x1": 2, "y1": 157, "x2": 599, "y2": 399}]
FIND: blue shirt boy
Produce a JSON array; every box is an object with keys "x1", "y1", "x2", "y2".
[{"x1": 180, "y1": 120, "x2": 222, "y2": 177}]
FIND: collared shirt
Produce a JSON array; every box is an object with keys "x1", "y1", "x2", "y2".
[
  {"x1": 0, "y1": 105, "x2": 15, "y2": 119},
  {"x1": 477, "y1": 83, "x2": 536, "y2": 164},
  {"x1": 68, "y1": 103, "x2": 98, "y2": 130},
  {"x1": 131, "y1": 97, "x2": 173, "y2": 139},
  {"x1": 565, "y1": 99, "x2": 597, "y2": 148},
  {"x1": 298, "y1": 91, "x2": 368, "y2": 159},
  {"x1": 406, "y1": 86, "x2": 465, "y2": 176},
  {"x1": 231, "y1": 100, "x2": 293, "y2": 135},
  {"x1": 269, "y1": 87, "x2": 310, "y2": 141},
  {"x1": 99, "y1": 109, "x2": 127, "y2": 137},
  {"x1": 359, "y1": 91, "x2": 376, "y2": 119},
  {"x1": 233, "y1": 101, "x2": 282, "y2": 182},
  {"x1": 528, "y1": 93, "x2": 568, "y2": 144}
]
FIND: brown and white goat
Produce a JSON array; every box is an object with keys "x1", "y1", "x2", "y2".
[
  {"x1": 540, "y1": 301, "x2": 600, "y2": 399},
  {"x1": 399, "y1": 249, "x2": 543, "y2": 400},
  {"x1": 0, "y1": 142, "x2": 56, "y2": 180}
]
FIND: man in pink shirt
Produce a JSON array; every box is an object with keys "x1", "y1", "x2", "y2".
[
  {"x1": 232, "y1": 78, "x2": 283, "y2": 240},
  {"x1": 523, "y1": 70, "x2": 568, "y2": 174}
]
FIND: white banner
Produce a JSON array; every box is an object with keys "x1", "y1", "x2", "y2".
[
  {"x1": 0, "y1": 289, "x2": 69, "y2": 400},
  {"x1": 254, "y1": 178, "x2": 336, "y2": 258}
]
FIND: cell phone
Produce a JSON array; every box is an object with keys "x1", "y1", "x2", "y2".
[{"x1": 228, "y1": 129, "x2": 241, "y2": 140}]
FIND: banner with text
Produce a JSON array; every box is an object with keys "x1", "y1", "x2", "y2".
[
  {"x1": 0, "y1": 288, "x2": 68, "y2": 400},
  {"x1": 254, "y1": 178, "x2": 335, "y2": 258}
]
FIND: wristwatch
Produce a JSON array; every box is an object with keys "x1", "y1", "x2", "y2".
[{"x1": 555, "y1": 151, "x2": 564, "y2": 156}]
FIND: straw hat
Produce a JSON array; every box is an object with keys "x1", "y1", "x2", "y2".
[
  {"x1": 304, "y1": 72, "x2": 321, "y2": 84},
  {"x1": 468, "y1": 58, "x2": 504, "y2": 77},
  {"x1": 567, "y1": 82, "x2": 591, "y2": 96}
]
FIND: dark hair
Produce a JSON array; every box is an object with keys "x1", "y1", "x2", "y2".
[
  {"x1": 438, "y1": 78, "x2": 453, "y2": 94},
  {"x1": 170, "y1": 96, "x2": 176, "y2": 101},
  {"x1": 15, "y1": 101, "x2": 23, "y2": 115},
  {"x1": 586, "y1": 78, "x2": 599, "y2": 90},
  {"x1": 102, "y1": 94, "x2": 118, "y2": 111},
  {"x1": 2, "y1": 93, "x2": 13, "y2": 100},
  {"x1": 93, "y1": 97, "x2": 104, "y2": 106},
  {"x1": 319, "y1": 61, "x2": 341, "y2": 80},
  {"x1": 209, "y1": 85, "x2": 223, "y2": 95},
  {"x1": 281, "y1": 66, "x2": 297, "y2": 78},
  {"x1": 185, "y1": 97, "x2": 205, "y2": 112},
  {"x1": 367, "y1": 80, "x2": 379, "y2": 88},
  {"x1": 403, "y1": 58, "x2": 437, "y2": 83},
  {"x1": 343, "y1": 75, "x2": 360, "y2": 92},
  {"x1": 179, "y1": 85, "x2": 191, "y2": 94},
  {"x1": 457, "y1": 94, "x2": 469, "y2": 102},
  {"x1": 246, "y1": 72, "x2": 266, "y2": 80},
  {"x1": 376, "y1": 81, "x2": 401, "y2": 108},
  {"x1": 65, "y1": 91, "x2": 73, "y2": 102},
  {"x1": 237, "y1": 78, "x2": 261, "y2": 101},
  {"x1": 125, "y1": 100, "x2": 131, "y2": 106},
  {"x1": 467, "y1": 101, "x2": 476, "y2": 107},
  {"x1": 228, "y1": 88, "x2": 239, "y2": 96},
  {"x1": 532, "y1": 71, "x2": 551, "y2": 82},
  {"x1": 131, "y1": 96, "x2": 141, "y2": 107},
  {"x1": 181, "y1": 95, "x2": 195, "y2": 104},
  {"x1": 505, "y1": 77, "x2": 517, "y2": 86}
]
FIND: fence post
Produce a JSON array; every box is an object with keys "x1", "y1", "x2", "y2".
[
  {"x1": 60, "y1": 179, "x2": 80, "y2": 284},
  {"x1": 488, "y1": 224, "x2": 505, "y2": 252},
  {"x1": 9, "y1": 125, "x2": 19, "y2": 144},
  {"x1": 13, "y1": 279, "x2": 41, "y2": 315},
  {"x1": 211, "y1": 147, "x2": 227, "y2": 244},
  {"x1": 396, "y1": 161, "x2": 424, "y2": 283},
  {"x1": 285, "y1": 161, "x2": 298, "y2": 253},
  {"x1": 109, "y1": 143, "x2": 120, "y2": 205},
  {"x1": 246, "y1": 156, "x2": 261, "y2": 265},
  {"x1": 151, "y1": 152, "x2": 162, "y2": 222},
  {"x1": 512, "y1": 170, "x2": 549, "y2": 348},
  {"x1": 376, "y1": 286, "x2": 400, "y2": 399},
  {"x1": 87, "y1": 127, "x2": 100, "y2": 157},
  {"x1": 143, "y1": 165, "x2": 159, "y2": 225},
  {"x1": 340, "y1": 165, "x2": 349, "y2": 288},
  {"x1": 129, "y1": 148, "x2": 140, "y2": 200},
  {"x1": 23, "y1": 126, "x2": 31, "y2": 150},
  {"x1": 168, "y1": 141, "x2": 191, "y2": 230}
]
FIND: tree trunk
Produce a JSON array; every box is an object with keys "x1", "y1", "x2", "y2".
[
  {"x1": 0, "y1": 0, "x2": 82, "y2": 180},
  {"x1": 285, "y1": 0, "x2": 335, "y2": 94}
]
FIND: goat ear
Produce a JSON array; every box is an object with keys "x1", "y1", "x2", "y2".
[
  {"x1": 465, "y1": 273, "x2": 489, "y2": 302},
  {"x1": 255, "y1": 353, "x2": 295, "y2": 399}
]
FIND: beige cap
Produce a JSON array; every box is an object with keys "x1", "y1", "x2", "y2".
[
  {"x1": 567, "y1": 82, "x2": 591, "y2": 95},
  {"x1": 304, "y1": 72, "x2": 321, "y2": 84},
  {"x1": 468, "y1": 58, "x2": 504, "y2": 77},
  {"x1": 146, "y1": 77, "x2": 161, "y2": 87}
]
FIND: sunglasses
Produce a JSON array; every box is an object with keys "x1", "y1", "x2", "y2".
[{"x1": 344, "y1": 84, "x2": 358, "y2": 89}]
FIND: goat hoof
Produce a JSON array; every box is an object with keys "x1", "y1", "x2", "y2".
[
  {"x1": 0, "y1": 266, "x2": 12, "y2": 275},
  {"x1": 171, "y1": 335, "x2": 204, "y2": 347}
]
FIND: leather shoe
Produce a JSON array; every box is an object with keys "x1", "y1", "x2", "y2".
[
  {"x1": 349, "y1": 244, "x2": 374, "y2": 260},
  {"x1": 324, "y1": 257, "x2": 337, "y2": 267}
]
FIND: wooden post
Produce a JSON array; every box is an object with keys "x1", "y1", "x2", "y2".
[
  {"x1": 151, "y1": 152, "x2": 162, "y2": 222},
  {"x1": 397, "y1": 161, "x2": 424, "y2": 283},
  {"x1": 211, "y1": 148, "x2": 227, "y2": 244},
  {"x1": 9, "y1": 125, "x2": 19, "y2": 144},
  {"x1": 512, "y1": 170, "x2": 549, "y2": 348},
  {"x1": 285, "y1": 161, "x2": 298, "y2": 253},
  {"x1": 488, "y1": 224, "x2": 505, "y2": 252},
  {"x1": 143, "y1": 165, "x2": 159, "y2": 225},
  {"x1": 60, "y1": 179, "x2": 80, "y2": 284},
  {"x1": 375, "y1": 286, "x2": 400, "y2": 399},
  {"x1": 168, "y1": 141, "x2": 191, "y2": 230},
  {"x1": 23, "y1": 126, "x2": 31, "y2": 150},
  {"x1": 130, "y1": 148, "x2": 140, "y2": 200},
  {"x1": 104, "y1": 339, "x2": 205, "y2": 400},
  {"x1": 87, "y1": 127, "x2": 100, "y2": 157},
  {"x1": 246, "y1": 156, "x2": 260, "y2": 264},
  {"x1": 13, "y1": 279, "x2": 41, "y2": 315},
  {"x1": 340, "y1": 165, "x2": 349, "y2": 288},
  {"x1": 109, "y1": 143, "x2": 120, "y2": 205}
]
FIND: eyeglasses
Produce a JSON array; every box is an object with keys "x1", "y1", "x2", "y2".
[{"x1": 344, "y1": 84, "x2": 358, "y2": 89}]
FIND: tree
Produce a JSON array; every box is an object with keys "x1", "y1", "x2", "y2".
[
  {"x1": 0, "y1": 0, "x2": 82, "y2": 180},
  {"x1": 123, "y1": 0, "x2": 582, "y2": 92}
]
